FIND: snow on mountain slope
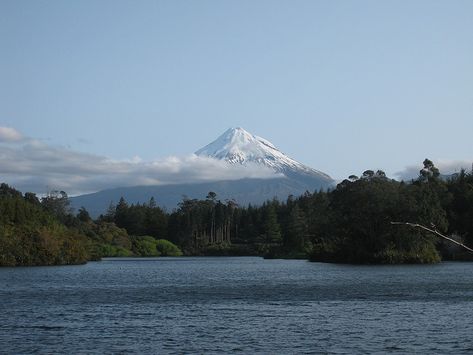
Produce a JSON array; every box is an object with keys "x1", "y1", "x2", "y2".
[{"x1": 195, "y1": 127, "x2": 332, "y2": 181}]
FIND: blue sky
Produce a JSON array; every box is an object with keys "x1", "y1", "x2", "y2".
[{"x1": 1, "y1": 0, "x2": 473, "y2": 193}]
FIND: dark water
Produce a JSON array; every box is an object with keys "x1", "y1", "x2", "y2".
[{"x1": 1, "y1": 258, "x2": 473, "y2": 354}]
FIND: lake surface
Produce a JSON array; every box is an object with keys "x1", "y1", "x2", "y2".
[{"x1": 1, "y1": 258, "x2": 473, "y2": 354}]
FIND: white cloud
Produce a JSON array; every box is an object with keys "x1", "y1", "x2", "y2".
[
  {"x1": 395, "y1": 159, "x2": 473, "y2": 181},
  {"x1": 0, "y1": 128, "x2": 280, "y2": 195},
  {"x1": 0, "y1": 126, "x2": 23, "y2": 142}
]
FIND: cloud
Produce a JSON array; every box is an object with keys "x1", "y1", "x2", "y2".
[
  {"x1": 0, "y1": 126, "x2": 23, "y2": 142},
  {"x1": 0, "y1": 128, "x2": 280, "y2": 195},
  {"x1": 395, "y1": 159, "x2": 473, "y2": 181}
]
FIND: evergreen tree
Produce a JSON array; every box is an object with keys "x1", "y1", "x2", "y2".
[
  {"x1": 263, "y1": 204, "x2": 282, "y2": 244},
  {"x1": 284, "y1": 205, "x2": 307, "y2": 252}
]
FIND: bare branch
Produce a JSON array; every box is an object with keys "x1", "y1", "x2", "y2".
[{"x1": 391, "y1": 222, "x2": 473, "y2": 253}]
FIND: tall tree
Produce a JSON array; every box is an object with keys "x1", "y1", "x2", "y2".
[{"x1": 263, "y1": 204, "x2": 282, "y2": 245}]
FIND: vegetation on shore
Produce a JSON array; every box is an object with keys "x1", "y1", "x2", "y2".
[
  {"x1": 1, "y1": 159, "x2": 473, "y2": 266},
  {"x1": 0, "y1": 185, "x2": 182, "y2": 266}
]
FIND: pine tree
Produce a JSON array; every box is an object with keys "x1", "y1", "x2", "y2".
[{"x1": 264, "y1": 205, "x2": 282, "y2": 244}]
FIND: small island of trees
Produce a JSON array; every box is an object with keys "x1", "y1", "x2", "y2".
[{"x1": 1, "y1": 159, "x2": 473, "y2": 266}]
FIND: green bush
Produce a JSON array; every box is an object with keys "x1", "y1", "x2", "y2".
[
  {"x1": 131, "y1": 236, "x2": 160, "y2": 257},
  {"x1": 156, "y1": 239, "x2": 182, "y2": 256}
]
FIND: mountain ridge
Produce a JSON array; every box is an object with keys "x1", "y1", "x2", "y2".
[{"x1": 71, "y1": 177, "x2": 324, "y2": 217}]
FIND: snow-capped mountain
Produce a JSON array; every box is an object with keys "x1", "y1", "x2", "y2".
[
  {"x1": 71, "y1": 127, "x2": 334, "y2": 216},
  {"x1": 195, "y1": 127, "x2": 333, "y2": 182}
]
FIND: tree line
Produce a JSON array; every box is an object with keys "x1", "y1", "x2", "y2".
[
  {"x1": 2, "y1": 159, "x2": 473, "y2": 266},
  {"x1": 94, "y1": 159, "x2": 473, "y2": 263}
]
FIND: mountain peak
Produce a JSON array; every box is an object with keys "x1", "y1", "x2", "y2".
[
  {"x1": 195, "y1": 128, "x2": 333, "y2": 182},
  {"x1": 195, "y1": 127, "x2": 278, "y2": 165}
]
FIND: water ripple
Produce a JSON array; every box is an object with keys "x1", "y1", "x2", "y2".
[{"x1": 1, "y1": 258, "x2": 473, "y2": 354}]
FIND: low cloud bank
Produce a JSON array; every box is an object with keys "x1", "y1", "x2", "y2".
[
  {"x1": 0, "y1": 127, "x2": 280, "y2": 196},
  {"x1": 396, "y1": 159, "x2": 473, "y2": 181}
]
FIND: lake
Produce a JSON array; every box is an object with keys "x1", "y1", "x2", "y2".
[{"x1": 1, "y1": 257, "x2": 473, "y2": 354}]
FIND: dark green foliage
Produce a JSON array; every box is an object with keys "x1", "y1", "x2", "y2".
[
  {"x1": 158, "y1": 162, "x2": 463, "y2": 263},
  {"x1": 283, "y1": 205, "x2": 307, "y2": 252},
  {"x1": 2, "y1": 158, "x2": 473, "y2": 265},
  {"x1": 0, "y1": 184, "x2": 90, "y2": 266},
  {"x1": 263, "y1": 202, "x2": 282, "y2": 244},
  {"x1": 309, "y1": 175, "x2": 442, "y2": 263},
  {"x1": 110, "y1": 197, "x2": 168, "y2": 239},
  {"x1": 166, "y1": 195, "x2": 236, "y2": 255},
  {"x1": 304, "y1": 159, "x2": 468, "y2": 263},
  {"x1": 443, "y1": 170, "x2": 473, "y2": 258},
  {"x1": 41, "y1": 190, "x2": 71, "y2": 223},
  {"x1": 77, "y1": 207, "x2": 91, "y2": 222},
  {"x1": 85, "y1": 222, "x2": 132, "y2": 258}
]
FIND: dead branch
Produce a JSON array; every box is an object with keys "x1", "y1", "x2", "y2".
[{"x1": 391, "y1": 221, "x2": 473, "y2": 253}]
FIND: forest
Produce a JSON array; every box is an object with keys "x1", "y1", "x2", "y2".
[{"x1": 1, "y1": 159, "x2": 473, "y2": 266}]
